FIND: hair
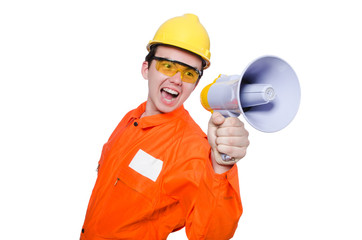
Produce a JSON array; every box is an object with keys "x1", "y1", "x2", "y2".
[{"x1": 145, "y1": 44, "x2": 206, "y2": 72}]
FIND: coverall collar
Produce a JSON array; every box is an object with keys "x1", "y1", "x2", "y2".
[{"x1": 130, "y1": 102, "x2": 187, "y2": 129}]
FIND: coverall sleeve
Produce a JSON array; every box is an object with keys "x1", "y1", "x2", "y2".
[
  {"x1": 186, "y1": 160, "x2": 242, "y2": 239},
  {"x1": 172, "y1": 134, "x2": 243, "y2": 240}
]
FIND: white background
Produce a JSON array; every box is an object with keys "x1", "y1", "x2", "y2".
[{"x1": 1, "y1": 0, "x2": 361, "y2": 239}]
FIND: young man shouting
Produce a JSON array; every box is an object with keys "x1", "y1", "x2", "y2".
[{"x1": 80, "y1": 14, "x2": 249, "y2": 240}]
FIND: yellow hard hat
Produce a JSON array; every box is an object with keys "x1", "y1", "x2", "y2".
[{"x1": 147, "y1": 14, "x2": 211, "y2": 69}]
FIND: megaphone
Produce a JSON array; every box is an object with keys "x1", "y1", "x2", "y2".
[{"x1": 201, "y1": 56, "x2": 301, "y2": 163}]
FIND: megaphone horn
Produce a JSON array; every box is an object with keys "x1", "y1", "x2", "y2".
[{"x1": 201, "y1": 56, "x2": 301, "y2": 164}]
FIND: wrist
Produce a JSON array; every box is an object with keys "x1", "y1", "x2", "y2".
[{"x1": 210, "y1": 150, "x2": 233, "y2": 174}]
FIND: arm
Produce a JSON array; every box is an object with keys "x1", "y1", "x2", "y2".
[
  {"x1": 167, "y1": 112, "x2": 248, "y2": 239},
  {"x1": 183, "y1": 113, "x2": 249, "y2": 239},
  {"x1": 186, "y1": 112, "x2": 249, "y2": 239}
]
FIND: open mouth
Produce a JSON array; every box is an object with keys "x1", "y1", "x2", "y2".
[{"x1": 161, "y1": 87, "x2": 179, "y2": 102}]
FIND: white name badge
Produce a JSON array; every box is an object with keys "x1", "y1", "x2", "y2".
[{"x1": 129, "y1": 149, "x2": 163, "y2": 182}]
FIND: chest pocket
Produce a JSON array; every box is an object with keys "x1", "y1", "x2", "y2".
[
  {"x1": 117, "y1": 149, "x2": 163, "y2": 203},
  {"x1": 95, "y1": 150, "x2": 165, "y2": 235}
]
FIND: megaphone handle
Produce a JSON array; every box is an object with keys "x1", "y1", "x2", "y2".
[
  {"x1": 221, "y1": 153, "x2": 233, "y2": 161},
  {"x1": 213, "y1": 149, "x2": 238, "y2": 166}
]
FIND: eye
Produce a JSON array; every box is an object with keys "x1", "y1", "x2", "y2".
[
  {"x1": 163, "y1": 63, "x2": 172, "y2": 68},
  {"x1": 160, "y1": 61, "x2": 174, "y2": 69},
  {"x1": 185, "y1": 71, "x2": 194, "y2": 77}
]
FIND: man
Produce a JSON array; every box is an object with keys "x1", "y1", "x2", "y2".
[{"x1": 80, "y1": 14, "x2": 249, "y2": 240}]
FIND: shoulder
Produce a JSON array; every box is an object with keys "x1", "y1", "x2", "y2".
[
  {"x1": 173, "y1": 109, "x2": 210, "y2": 159},
  {"x1": 177, "y1": 108, "x2": 207, "y2": 138},
  {"x1": 106, "y1": 103, "x2": 143, "y2": 142}
]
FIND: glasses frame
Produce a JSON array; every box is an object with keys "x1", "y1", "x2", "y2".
[{"x1": 151, "y1": 56, "x2": 203, "y2": 84}]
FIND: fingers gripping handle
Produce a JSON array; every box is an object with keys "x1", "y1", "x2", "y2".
[{"x1": 214, "y1": 111, "x2": 240, "y2": 165}]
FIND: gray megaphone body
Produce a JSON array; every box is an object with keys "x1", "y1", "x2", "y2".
[{"x1": 200, "y1": 56, "x2": 301, "y2": 164}]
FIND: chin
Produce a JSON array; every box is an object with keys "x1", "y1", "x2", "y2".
[
  {"x1": 157, "y1": 102, "x2": 180, "y2": 114},
  {"x1": 159, "y1": 106, "x2": 176, "y2": 114}
]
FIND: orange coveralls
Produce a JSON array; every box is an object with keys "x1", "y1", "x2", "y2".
[{"x1": 80, "y1": 102, "x2": 243, "y2": 240}]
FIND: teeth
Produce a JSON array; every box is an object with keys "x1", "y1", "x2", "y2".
[{"x1": 163, "y1": 88, "x2": 179, "y2": 96}]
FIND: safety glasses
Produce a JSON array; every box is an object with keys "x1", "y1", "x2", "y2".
[{"x1": 152, "y1": 57, "x2": 202, "y2": 84}]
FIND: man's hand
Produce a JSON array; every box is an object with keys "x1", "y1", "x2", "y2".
[{"x1": 207, "y1": 112, "x2": 250, "y2": 174}]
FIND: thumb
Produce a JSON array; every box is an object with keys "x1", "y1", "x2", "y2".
[{"x1": 209, "y1": 111, "x2": 225, "y2": 128}]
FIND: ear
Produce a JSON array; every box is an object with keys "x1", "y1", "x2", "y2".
[{"x1": 141, "y1": 61, "x2": 149, "y2": 80}]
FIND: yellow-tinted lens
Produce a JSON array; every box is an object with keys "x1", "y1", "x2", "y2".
[
  {"x1": 156, "y1": 60, "x2": 177, "y2": 76},
  {"x1": 181, "y1": 69, "x2": 199, "y2": 83},
  {"x1": 155, "y1": 59, "x2": 199, "y2": 84}
]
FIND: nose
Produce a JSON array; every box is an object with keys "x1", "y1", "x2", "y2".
[{"x1": 169, "y1": 71, "x2": 182, "y2": 85}]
